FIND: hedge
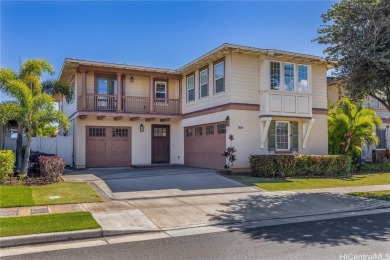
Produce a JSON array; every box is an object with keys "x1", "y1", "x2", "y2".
[
  {"x1": 353, "y1": 162, "x2": 390, "y2": 173},
  {"x1": 39, "y1": 156, "x2": 65, "y2": 182},
  {"x1": 0, "y1": 150, "x2": 15, "y2": 183},
  {"x1": 249, "y1": 155, "x2": 351, "y2": 178}
]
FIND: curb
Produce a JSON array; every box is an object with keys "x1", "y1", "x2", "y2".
[{"x1": 0, "y1": 229, "x2": 102, "y2": 248}]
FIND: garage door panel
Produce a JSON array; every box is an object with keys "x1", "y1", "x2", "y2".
[
  {"x1": 86, "y1": 126, "x2": 131, "y2": 168},
  {"x1": 184, "y1": 123, "x2": 226, "y2": 169}
]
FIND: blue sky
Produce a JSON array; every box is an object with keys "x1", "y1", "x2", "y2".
[{"x1": 1, "y1": 1, "x2": 335, "y2": 100}]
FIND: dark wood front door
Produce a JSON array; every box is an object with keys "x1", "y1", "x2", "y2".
[{"x1": 152, "y1": 125, "x2": 170, "y2": 163}]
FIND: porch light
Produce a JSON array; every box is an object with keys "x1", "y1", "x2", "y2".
[
  {"x1": 140, "y1": 123, "x2": 144, "y2": 132},
  {"x1": 225, "y1": 116, "x2": 230, "y2": 127},
  {"x1": 130, "y1": 76, "x2": 134, "y2": 83}
]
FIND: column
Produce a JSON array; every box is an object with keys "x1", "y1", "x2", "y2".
[
  {"x1": 178, "y1": 79, "x2": 182, "y2": 114},
  {"x1": 149, "y1": 76, "x2": 154, "y2": 113},
  {"x1": 117, "y1": 73, "x2": 122, "y2": 112},
  {"x1": 81, "y1": 71, "x2": 87, "y2": 110}
]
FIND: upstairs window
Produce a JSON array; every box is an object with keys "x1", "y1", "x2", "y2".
[
  {"x1": 155, "y1": 81, "x2": 167, "y2": 99},
  {"x1": 298, "y1": 65, "x2": 308, "y2": 93},
  {"x1": 270, "y1": 61, "x2": 281, "y2": 90},
  {"x1": 187, "y1": 75, "x2": 195, "y2": 102},
  {"x1": 214, "y1": 62, "x2": 224, "y2": 94},
  {"x1": 284, "y1": 63, "x2": 294, "y2": 92},
  {"x1": 376, "y1": 129, "x2": 386, "y2": 149},
  {"x1": 97, "y1": 77, "x2": 117, "y2": 95},
  {"x1": 199, "y1": 69, "x2": 209, "y2": 98}
]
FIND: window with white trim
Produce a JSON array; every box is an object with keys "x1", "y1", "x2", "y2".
[
  {"x1": 155, "y1": 81, "x2": 167, "y2": 99},
  {"x1": 298, "y1": 65, "x2": 308, "y2": 93},
  {"x1": 187, "y1": 75, "x2": 195, "y2": 102},
  {"x1": 276, "y1": 121, "x2": 289, "y2": 150},
  {"x1": 199, "y1": 69, "x2": 208, "y2": 98},
  {"x1": 270, "y1": 61, "x2": 281, "y2": 90},
  {"x1": 284, "y1": 63, "x2": 294, "y2": 92},
  {"x1": 214, "y1": 62, "x2": 224, "y2": 93}
]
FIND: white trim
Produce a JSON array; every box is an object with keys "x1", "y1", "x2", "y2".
[
  {"x1": 270, "y1": 60, "x2": 282, "y2": 91},
  {"x1": 275, "y1": 121, "x2": 290, "y2": 151},
  {"x1": 154, "y1": 81, "x2": 167, "y2": 99},
  {"x1": 214, "y1": 62, "x2": 225, "y2": 94},
  {"x1": 302, "y1": 118, "x2": 314, "y2": 149},
  {"x1": 260, "y1": 117, "x2": 272, "y2": 148}
]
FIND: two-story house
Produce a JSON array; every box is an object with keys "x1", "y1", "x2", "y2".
[
  {"x1": 58, "y1": 43, "x2": 332, "y2": 170},
  {"x1": 328, "y1": 79, "x2": 390, "y2": 161}
]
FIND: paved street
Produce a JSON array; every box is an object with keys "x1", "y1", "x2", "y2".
[{"x1": 4, "y1": 212, "x2": 390, "y2": 260}]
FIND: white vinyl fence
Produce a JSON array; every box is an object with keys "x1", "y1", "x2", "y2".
[{"x1": 4, "y1": 136, "x2": 73, "y2": 166}]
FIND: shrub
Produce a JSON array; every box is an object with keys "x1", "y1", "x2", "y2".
[
  {"x1": 354, "y1": 162, "x2": 390, "y2": 173},
  {"x1": 0, "y1": 150, "x2": 15, "y2": 183},
  {"x1": 249, "y1": 155, "x2": 351, "y2": 178},
  {"x1": 29, "y1": 151, "x2": 55, "y2": 175},
  {"x1": 39, "y1": 156, "x2": 65, "y2": 182}
]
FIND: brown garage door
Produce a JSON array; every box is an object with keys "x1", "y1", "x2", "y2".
[
  {"x1": 86, "y1": 126, "x2": 131, "y2": 168},
  {"x1": 184, "y1": 123, "x2": 226, "y2": 169}
]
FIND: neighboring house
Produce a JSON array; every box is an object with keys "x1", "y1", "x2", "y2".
[
  {"x1": 58, "y1": 43, "x2": 332, "y2": 170},
  {"x1": 327, "y1": 79, "x2": 390, "y2": 161}
]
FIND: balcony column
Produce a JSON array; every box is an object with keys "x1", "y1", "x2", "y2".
[
  {"x1": 178, "y1": 79, "x2": 182, "y2": 114},
  {"x1": 149, "y1": 76, "x2": 154, "y2": 113},
  {"x1": 81, "y1": 71, "x2": 87, "y2": 110},
  {"x1": 117, "y1": 73, "x2": 123, "y2": 112}
]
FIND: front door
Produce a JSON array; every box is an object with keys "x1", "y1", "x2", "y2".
[{"x1": 152, "y1": 125, "x2": 170, "y2": 163}]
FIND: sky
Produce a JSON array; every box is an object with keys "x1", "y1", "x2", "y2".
[{"x1": 1, "y1": 0, "x2": 336, "y2": 100}]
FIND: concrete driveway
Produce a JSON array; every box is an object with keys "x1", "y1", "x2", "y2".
[{"x1": 63, "y1": 167, "x2": 259, "y2": 200}]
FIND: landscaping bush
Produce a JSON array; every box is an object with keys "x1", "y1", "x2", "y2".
[
  {"x1": 38, "y1": 156, "x2": 65, "y2": 182},
  {"x1": 354, "y1": 162, "x2": 390, "y2": 173},
  {"x1": 0, "y1": 150, "x2": 15, "y2": 183},
  {"x1": 249, "y1": 155, "x2": 351, "y2": 178},
  {"x1": 29, "y1": 151, "x2": 55, "y2": 175}
]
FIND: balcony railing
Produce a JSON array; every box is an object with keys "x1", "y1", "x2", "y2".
[
  {"x1": 123, "y1": 96, "x2": 150, "y2": 113},
  {"x1": 79, "y1": 94, "x2": 180, "y2": 115},
  {"x1": 154, "y1": 98, "x2": 180, "y2": 114}
]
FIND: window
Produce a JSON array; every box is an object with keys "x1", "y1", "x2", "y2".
[
  {"x1": 187, "y1": 75, "x2": 195, "y2": 102},
  {"x1": 155, "y1": 81, "x2": 167, "y2": 99},
  {"x1": 284, "y1": 63, "x2": 294, "y2": 92},
  {"x1": 97, "y1": 77, "x2": 117, "y2": 95},
  {"x1": 154, "y1": 127, "x2": 167, "y2": 137},
  {"x1": 276, "y1": 121, "x2": 289, "y2": 150},
  {"x1": 89, "y1": 128, "x2": 105, "y2": 137},
  {"x1": 195, "y1": 127, "x2": 202, "y2": 136},
  {"x1": 298, "y1": 65, "x2": 308, "y2": 93},
  {"x1": 199, "y1": 69, "x2": 208, "y2": 98},
  {"x1": 270, "y1": 61, "x2": 281, "y2": 90},
  {"x1": 214, "y1": 62, "x2": 224, "y2": 93},
  {"x1": 376, "y1": 129, "x2": 386, "y2": 149},
  {"x1": 186, "y1": 128, "x2": 192, "y2": 137},
  {"x1": 217, "y1": 124, "x2": 226, "y2": 134},
  {"x1": 112, "y1": 128, "x2": 128, "y2": 137},
  {"x1": 206, "y1": 125, "x2": 214, "y2": 135},
  {"x1": 370, "y1": 97, "x2": 379, "y2": 109}
]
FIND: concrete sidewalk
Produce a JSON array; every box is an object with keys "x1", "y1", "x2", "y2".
[{"x1": 3, "y1": 189, "x2": 390, "y2": 246}]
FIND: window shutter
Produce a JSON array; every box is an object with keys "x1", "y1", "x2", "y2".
[
  {"x1": 291, "y1": 121, "x2": 299, "y2": 151},
  {"x1": 268, "y1": 121, "x2": 276, "y2": 151}
]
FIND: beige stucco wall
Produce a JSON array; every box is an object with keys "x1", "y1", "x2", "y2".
[{"x1": 73, "y1": 118, "x2": 183, "y2": 168}]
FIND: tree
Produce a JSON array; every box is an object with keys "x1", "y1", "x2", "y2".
[
  {"x1": 316, "y1": 0, "x2": 390, "y2": 113},
  {"x1": 0, "y1": 60, "x2": 69, "y2": 174},
  {"x1": 328, "y1": 98, "x2": 382, "y2": 157}
]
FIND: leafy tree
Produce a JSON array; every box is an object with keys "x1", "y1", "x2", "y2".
[
  {"x1": 32, "y1": 124, "x2": 58, "y2": 137},
  {"x1": 0, "y1": 60, "x2": 69, "y2": 174},
  {"x1": 328, "y1": 98, "x2": 382, "y2": 157},
  {"x1": 316, "y1": 0, "x2": 390, "y2": 112}
]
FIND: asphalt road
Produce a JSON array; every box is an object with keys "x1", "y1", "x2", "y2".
[{"x1": 4, "y1": 213, "x2": 390, "y2": 260}]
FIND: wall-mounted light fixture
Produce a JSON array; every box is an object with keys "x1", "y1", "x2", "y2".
[
  {"x1": 225, "y1": 116, "x2": 230, "y2": 127},
  {"x1": 130, "y1": 76, "x2": 134, "y2": 83},
  {"x1": 140, "y1": 123, "x2": 144, "y2": 132}
]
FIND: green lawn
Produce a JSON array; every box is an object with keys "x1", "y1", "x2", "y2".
[
  {"x1": 0, "y1": 182, "x2": 104, "y2": 208},
  {"x1": 0, "y1": 212, "x2": 100, "y2": 237},
  {"x1": 230, "y1": 173, "x2": 390, "y2": 191},
  {"x1": 349, "y1": 190, "x2": 390, "y2": 201}
]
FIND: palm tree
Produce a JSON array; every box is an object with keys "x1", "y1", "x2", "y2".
[
  {"x1": 0, "y1": 60, "x2": 70, "y2": 174},
  {"x1": 328, "y1": 98, "x2": 382, "y2": 157}
]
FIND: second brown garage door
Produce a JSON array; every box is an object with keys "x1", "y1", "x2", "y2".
[
  {"x1": 184, "y1": 122, "x2": 226, "y2": 169},
  {"x1": 86, "y1": 126, "x2": 131, "y2": 168}
]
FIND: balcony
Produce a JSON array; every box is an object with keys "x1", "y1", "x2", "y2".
[{"x1": 80, "y1": 94, "x2": 180, "y2": 115}]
